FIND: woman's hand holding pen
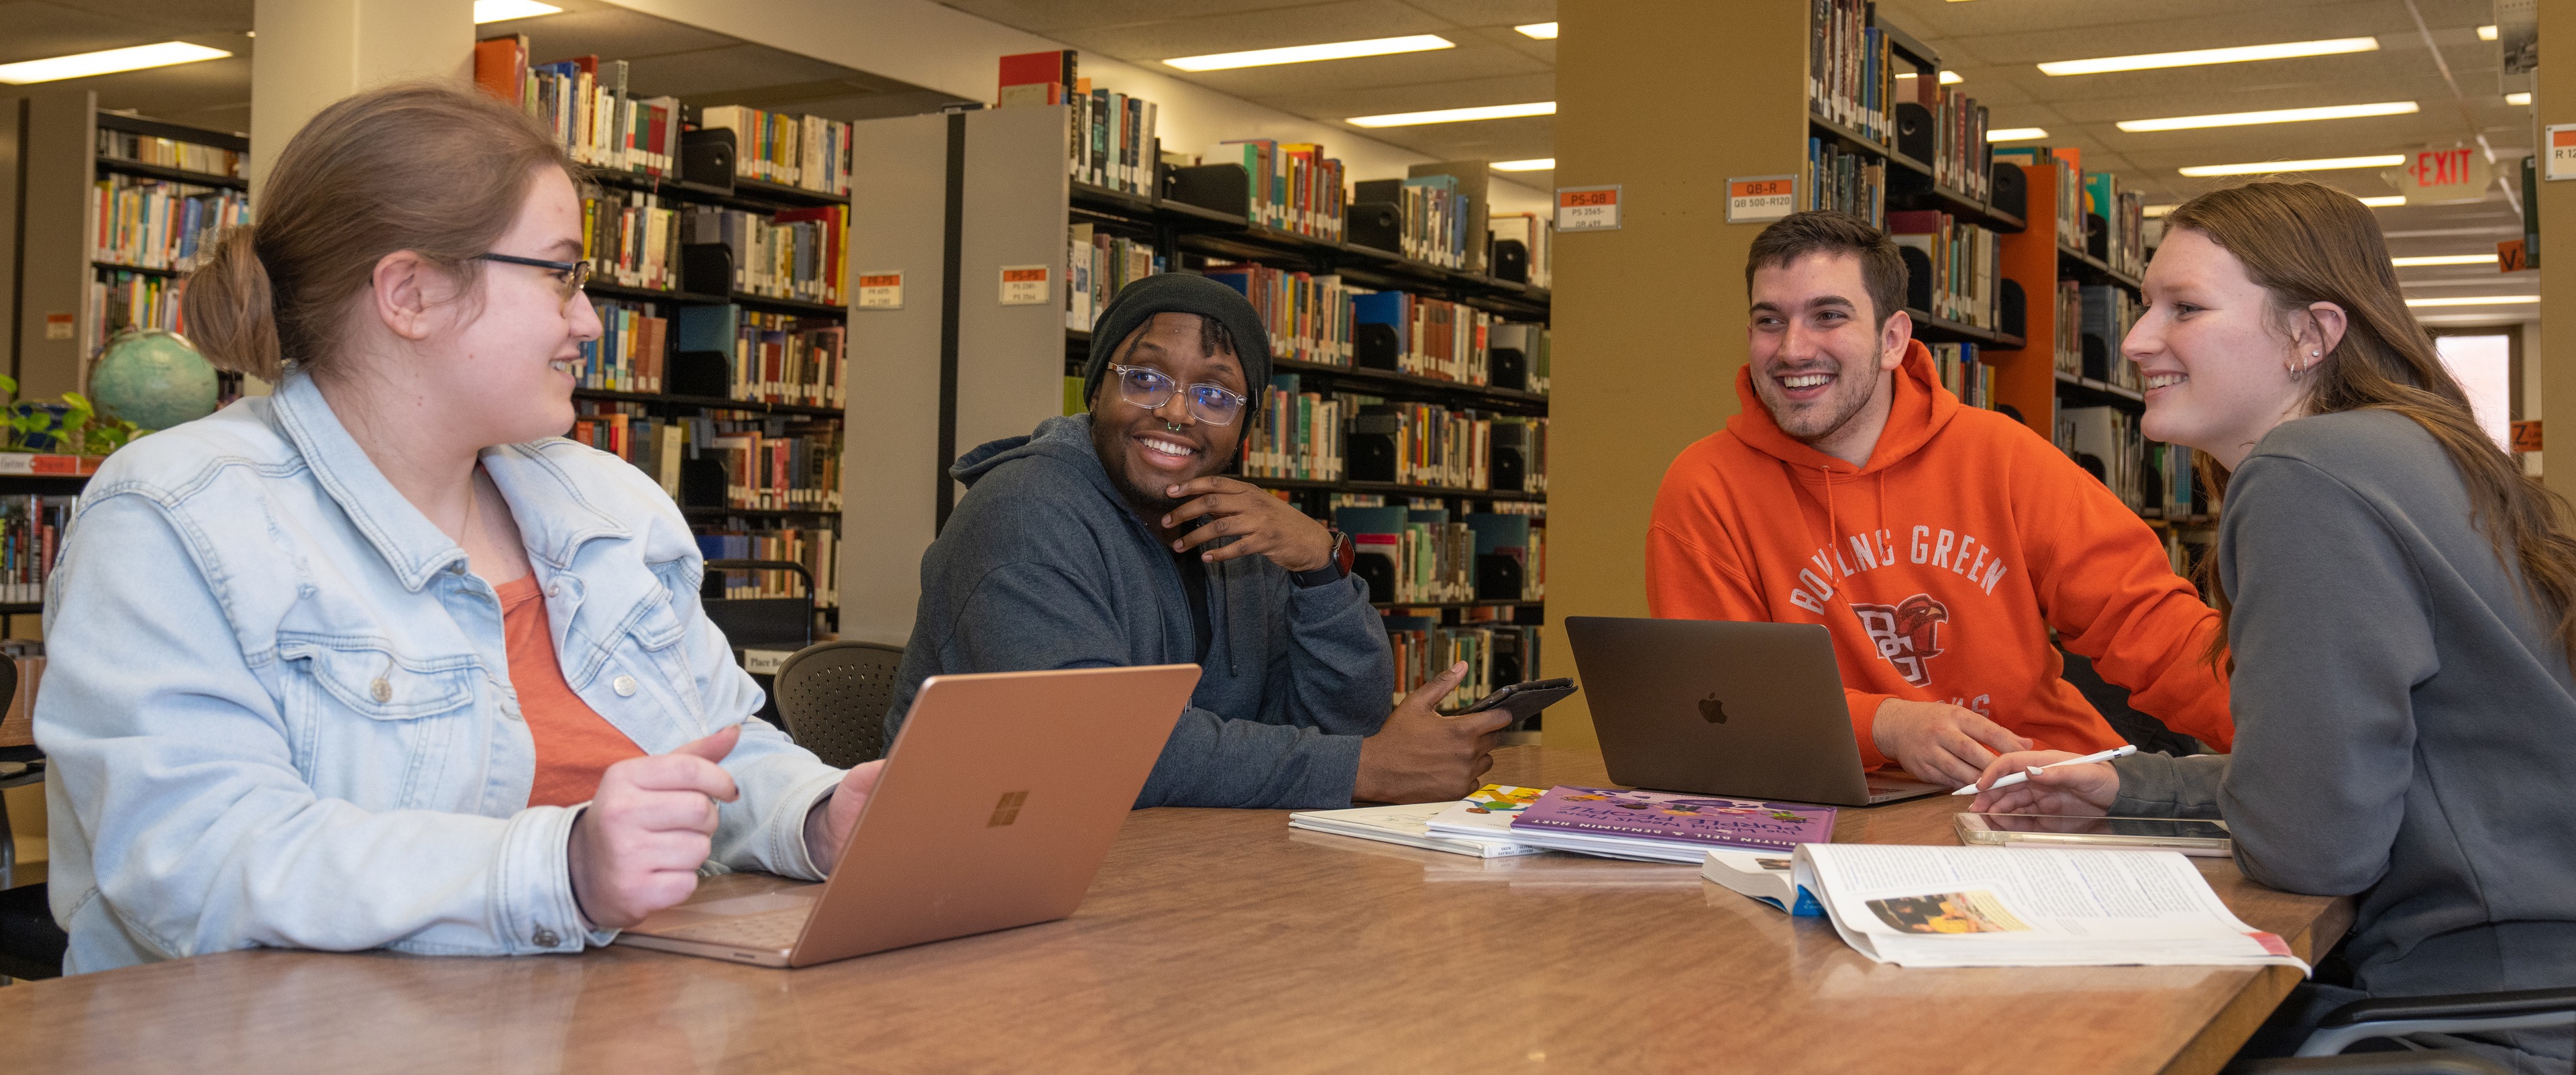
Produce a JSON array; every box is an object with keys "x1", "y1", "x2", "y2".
[{"x1": 1966, "y1": 750, "x2": 2119, "y2": 815}]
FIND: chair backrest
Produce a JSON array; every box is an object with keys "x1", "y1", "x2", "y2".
[
  {"x1": 773, "y1": 641, "x2": 905, "y2": 768},
  {"x1": 700, "y1": 559, "x2": 818, "y2": 653}
]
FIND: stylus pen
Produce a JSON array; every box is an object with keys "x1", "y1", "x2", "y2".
[{"x1": 1953, "y1": 744, "x2": 2139, "y2": 795}]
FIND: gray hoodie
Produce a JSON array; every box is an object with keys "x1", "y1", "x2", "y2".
[
  {"x1": 884, "y1": 413, "x2": 1395, "y2": 808},
  {"x1": 2114, "y1": 411, "x2": 2576, "y2": 1071}
]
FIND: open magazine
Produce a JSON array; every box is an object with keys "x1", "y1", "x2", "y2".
[{"x1": 1792, "y1": 844, "x2": 2310, "y2": 971}]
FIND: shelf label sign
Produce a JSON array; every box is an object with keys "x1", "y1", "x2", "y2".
[
  {"x1": 998, "y1": 265, "x2": 1051, "y2": 305},
  {"x1": 44, "y1": 313, "x2": 72, "y2": 341},
  {"x1": 1556, "y1": 185, "x2": 1621, "y2": 232},
  {"x1": 857, "y1": 271, "x2": 903, "y2": 309},
  {"x1": 2548, "y1": 125, "x2": 2576, "y2": 181},
  {"x1": 1726, "y1": 175, "x2": 1799, "y2": 223},
  {"x1": 2514, "y1": 421, "x2": 2543, "y2": 453}
]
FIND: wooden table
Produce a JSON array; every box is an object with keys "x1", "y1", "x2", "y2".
[{"x1": 0, "y1": 746, "x2": 2347, "y2": 1074}]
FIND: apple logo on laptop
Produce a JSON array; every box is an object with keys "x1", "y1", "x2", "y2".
[{"x1": 1699, "y1": 693, "x2": 1728, "y2": 724}]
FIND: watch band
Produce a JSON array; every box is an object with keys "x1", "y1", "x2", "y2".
[{"x1": 1289, "y1": 527, "x2": 1354, "y2": 588}]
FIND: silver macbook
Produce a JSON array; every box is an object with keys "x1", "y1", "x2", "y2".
[{"x1": 1562, "y1": 617, "x2": 1947, "y2": 807}]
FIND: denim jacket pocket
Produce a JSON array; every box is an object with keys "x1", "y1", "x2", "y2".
[
  {"x1": 277, "y1": 635, "x2": 484, "y2": 807},
  {"x1": 611, "y1": 595, "x2": 704, "y2": 723}
]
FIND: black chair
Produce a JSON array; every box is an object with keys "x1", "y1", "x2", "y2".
[
  {"x1": 2290, "y1": 987, "x2": 2576, "y2": 1060},
  {"x1": 0, "y1": 657, "x2": 65, "y2": 982},
  {"x1": 700, "y1": 559, "x2": 817, "y2": 654},
  {"x1": 2231, "y1": 1054, "x2": 2512, "y2": 1074},
  {"x1": 771, "y1": 641, "x2": 904, "y2": 768}
]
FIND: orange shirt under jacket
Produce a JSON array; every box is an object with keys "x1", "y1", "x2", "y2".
[
  {"x1": 498, "y1": 574, "x2": 647, "y2": 807},
  {"x1": 1645, "y1": 340, "x2": 2233, "y2": 768}
]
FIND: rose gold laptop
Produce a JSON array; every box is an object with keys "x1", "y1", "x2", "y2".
[{"x1": 613, "y1": 664, "x2": 1200, "y2": 968}]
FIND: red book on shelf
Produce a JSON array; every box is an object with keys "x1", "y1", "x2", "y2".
[
  {"x1": 473, "y1": 34, "x2": 529, "y2": 105},
  {"x1": 998, "y1": 50, "x2": 1076, "y2": 107}
]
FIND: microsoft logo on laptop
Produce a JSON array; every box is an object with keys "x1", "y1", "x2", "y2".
[{"x1": 987, "y1": 790, "x2": 1029, "y2": 827}]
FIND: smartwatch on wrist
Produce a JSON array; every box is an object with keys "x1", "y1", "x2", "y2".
[{"x1": 1289, "y1": 526, "x2": 1355, "y2": 588}]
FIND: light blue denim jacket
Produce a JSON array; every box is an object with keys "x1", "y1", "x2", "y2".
[{"x1": 38, "y1": 373, "x2": 843, "y2": 974}]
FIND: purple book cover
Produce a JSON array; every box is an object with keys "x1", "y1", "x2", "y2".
[{"x1": 1508, "y1": 786, "x2": 1836, "y2": 850}]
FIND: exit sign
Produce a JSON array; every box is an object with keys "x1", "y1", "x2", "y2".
[{"x1": 2391, "y1": 146, "x2": 2491, "y2": 203}]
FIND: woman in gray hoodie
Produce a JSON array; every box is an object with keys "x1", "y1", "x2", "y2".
[{"x1": 1967, "y1": 181, "x2": 2576, "y2": 1073}]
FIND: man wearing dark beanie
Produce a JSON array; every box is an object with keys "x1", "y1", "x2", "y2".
[{"x1": 883, "y1": 273, "x2": 1509, "y2": 807}]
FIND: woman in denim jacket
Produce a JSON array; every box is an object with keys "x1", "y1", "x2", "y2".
[{"x1": 36, "y1": 83, "x2": 880, "y2": 974}]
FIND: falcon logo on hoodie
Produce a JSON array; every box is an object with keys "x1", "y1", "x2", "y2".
[{"x1": 1853, "y1": 594, "x2": 1949, "y2": 687}]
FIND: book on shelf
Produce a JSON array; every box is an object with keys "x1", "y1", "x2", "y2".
[
  {"x1": 1809, "y1": 0, "x2": 1894, "y2": 144},
  {"x1": 93, "y1": 172, "x2": 250, "y2": 273},
  {"x1": 1487, "y1": 324, "x2": 1552, "y2": 395},
  {"x1": 1805, "y1": 138, "x2": 1886, "y2": 227},
  {"x1": 2053, "y1": 278, "x2": 2084, "y2": 377},
  {"x1": 1352, "y1": 401, "x2": 1499, "y2": 491},
  {"x1": 1211, "y1": 139, "x2": 1347, "y2": 240},
  {"x1": 1921, "y1": 85, "x2": 1991, "y2": 199},
  {"x1": 698, "y1": 106, "x2": 853, "y2": 195},
  {"x1": 669, "y1": 303, "x2": 847, "y2": 408},
  {"x1": 1887, "y1": 210, "x2": 1998, "y2": 329},
  {"x1": 2079, "y1": 285, "x2": 2144, "y2": 389},
  {"x1": 2142, "y1": 441, "x2": 2207, "y2": 523},
  {"x1": 476, "y1": 42, "x2": 687, "y2": 182},
  {"x1": 1002, "y1": 50, "x2": 1163, "y2": 198},
  {"x1": 1340, "y1": 505, "x2": 1472, "y2": 606},
  {"x1": 97, "y1": 127, "x2": 244, "y2": 180},
  {"x1": 0, "y1": 495, "x2": 73, "y2": 605},
  {"x1": 1350, "y1": 292, "x2": 1492, "y2": 385},
  {"x1": 697, "y1": 525, "x2": 841, "y2": 608},
  {"x1": 580, "y1": 299, "x2": 669, "y2": 393},
  {"x1": 1064, "y1": 223, "x2": 1161, "y2": 331},
  {"x1": 90, "y1": 271, "x2": 187, "y2": 347},
  {"x1": 2084, "y1": 171, "x2": 2149, "y2": 278},
  {"x1": 1994, "y1": 145, "x2": 2088, "y2": 254},
  {"x1": 1487, "y1": 211, "x2": 1554, "y2": 288},
  {"x1": 1383, "y1": 615, "x2": 1545, "y2": 709},
  {"x1": 1928, "y1": 343, "x2": 1992, "y2": 409},
  {"x1": 680, "y1": 204, "x2": 848, "y2": 305},
  {"x1": 1203, "y1": 262, "x2": 1352, "y2": 366},
  {"x1": 1466, "y1": 512, "x2": 1546, "y2": 602},
  {"x1": 1238, "y1": 374, "x2": 1345, "y2": 482},
  {"x1": 582, "y1": 185, "x2": 681, "y2": 292},
  {"x1": 2058, "y1": 405, "x2": 2145, "y2": 511},
  {"x1": 1351, "y1": 176, "x2": 1471, "y2": 269}
]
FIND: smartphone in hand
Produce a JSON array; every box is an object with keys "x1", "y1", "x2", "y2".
[{"x1": 1452, "y1": 678, "x2": 1578, "y2": 728}]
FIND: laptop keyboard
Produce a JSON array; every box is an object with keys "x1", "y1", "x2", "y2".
[{"x1": 649, "y1": 906, "x2": 810, "y2": 950}]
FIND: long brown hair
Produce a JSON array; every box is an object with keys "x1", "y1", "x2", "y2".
[
  {"x1": 2166, "y1": 181, "x2": 2576, "y2": 665},
  {"x1": 183, "y1": 81, "x2": 576, "y2": 381}
]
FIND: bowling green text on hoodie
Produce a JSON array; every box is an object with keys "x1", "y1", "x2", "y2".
[{"x1": 1646, "y1": 341, "x2": 2233, "y2": 768}]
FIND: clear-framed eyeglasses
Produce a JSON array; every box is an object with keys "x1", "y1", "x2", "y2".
[
  {"x1": 1107, "y1": 363, "x2": 1248, "y2": 426},
  {"x1": 474, "y1": 252, "x2": 591, "y2": 306}
]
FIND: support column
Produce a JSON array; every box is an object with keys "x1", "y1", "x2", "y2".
[
  {"x1": 250, "y1": 0, "x2": 475, "y2": 192},
  {"x1": 2540, "y1": 0, "x2": 2576, "y2": 495},
  {"x1": 1544, "y1": 0, "x2": 1807, "y2": 746}
]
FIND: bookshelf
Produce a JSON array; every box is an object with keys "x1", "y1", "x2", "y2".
[
  {"x1": 840, "y1": 86, "x2": 1553, "y2": 707},
  {"x1": 0, "y1": 454, "x2": 99, "y2": 632},
  {"x1": 473, "y1": 40, "x2": 855, "y2": 629},
  {"x1": 12, "y1": 92, "x2": 250, "y2": 401}
]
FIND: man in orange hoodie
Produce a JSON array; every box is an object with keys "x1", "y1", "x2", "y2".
[{"x1": 1646, "y1": 211, "x2": 2231, "y2": 788}]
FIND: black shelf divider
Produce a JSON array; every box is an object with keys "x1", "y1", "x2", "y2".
[
  {"x1": 2054, "y1": 368, "x2": 2145, "y2": 409},
  {"x1": 93, "y1": 260, "x2": 183, "y2": 279},
  {"x1": 582, "y1": 280, "x2": 845, "y2": 317},
  {"x1": 2057, "y1": 245, "x2": 2143, "y2": 292},
  {"x1": 1241, "y1": 474, "x2": 1545, "y2": 503},
  {"x1": 681, "y1": 505, "x2": 841, "y2": 519},
  {"x1": 573, "y1": 387, "x2": 841, "y2": 418},
  {"x1": 1904, "y1": 309, "x2": 2025, "y2": 350},
  {"x1": 583, "y1": 167, "x2": 849, "y2": 213},
  {"x1": 94, "y1": 156, "x2": 248, "y2": 191}
]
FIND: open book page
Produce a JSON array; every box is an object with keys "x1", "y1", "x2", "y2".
[{"x1": 1792, "y1": 845, "x2": 2308, "y2": 970}]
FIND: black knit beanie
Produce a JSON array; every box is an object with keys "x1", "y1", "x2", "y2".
[{"x1": 1081, "y1": 272, "x2": 1275, "y2": 425}]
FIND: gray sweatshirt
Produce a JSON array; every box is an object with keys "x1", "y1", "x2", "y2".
[
  {"x1": 884, "y1": 413, "x2": 1395, "y2": 809},
  {"x1": 2115, "y1": 411, "x2": 2576, "y2": 1060}
]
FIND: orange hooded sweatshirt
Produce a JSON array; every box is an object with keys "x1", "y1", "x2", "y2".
[{"x1": 1646, "y1": 341, "x2": 2232, "y2": 768}]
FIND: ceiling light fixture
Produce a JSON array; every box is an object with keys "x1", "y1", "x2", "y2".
[
  {"x1": 1346, "y1": 101, "x2": 1555, "y2": 127},
  {"x1": 1988, "y1": 127, "x2": 2049, "y2": 142},
  {"x1": 2509, "y1": 92, "x2": 2532, "y2": 105},
  {"x1": 1898, "y1": 70, "x2": 1964, "y2": 84},
  {"x1": 1165, "y1": 34, "x2": 1454, "y2": 72},
  {"x1": 0, "y1": 41, "x2": 231, "y2": 85},
  {"x1": 1515, "y1": 22, "x2": 1558, "y2": 40},
  {"x1": 2479, "y1": 25, "x2": 2499, "y2": 40},
  {"x1": 473, "y1": 0, "x2": 562, "y2": 23},
  {"x1": 2176, "y1": 154, "x2": 2407, "y2": 176},
  {"x1": 2392, "y1": 254, "x2": 2501, "y2": 266},
  {"x1": 2039, "y1": 37, "x2": 2378, "y2": 76},
  {"x1": 2144, "y1": 204, "x2": 2178, "y2": 218},
  {"x1": 2405, "y1": 295, "x2": 2538, "y2": 307},
  {"x1": 2117, "y1": 101, "x2": 2418, "y2": 132},
  {"x1": 1491, "y1": 158, "x2": 1555, "y2": 171},
  {"x1": 2359, "y1": 195, "x2": 2407, "y2": 207}
]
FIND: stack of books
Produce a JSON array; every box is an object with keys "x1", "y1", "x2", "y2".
[
  {"x1": 1352, "y1": 293, "x2": 1492, "y2": 384},
  {"x1": 476, "y1": 41, "x2": 686, "y2": 181},
  {"x1": 97, "y1": 127, "x2": 244, "y2": 178},
  {"x1": 1065, "y1": 224, "x2": 1160, "y2": 332},
  {"x1": 580, "y1": 185, "x2": 681, "y2": 292},
  {"x1": 92, "y1": 173, "x2": 249, "y2": 273},
  {"x1": 1808, "y1": 0, "x2": 1894, "y2": 143},
  {"x1": 1888, "y1": 211, "x2": 1999, "y2": 329},
  {"x1": 1928, "y1": 343, "x2": 1992, "y2": 409},
  {"x1": 1238, "y1": 374, "x2": 1345, "y2": 483},
  {"x1": 681, "y1": 205, "x2": 847, "y2": 305},
  {"x1": 1211, "y1": 140, "x2": 1346, "y2": 240},
  {"x1": 1291, "y1": 784, "x2": 1836, "y2": 865},
  {"x1": 89, "y1": 272, "x2": 185, "y2": 348},
  {"x1": 1203, "y1": 263, "x2": 1353, "y2": 366},
  {"x1": 580, "y1": 299, "x2": 669, "y2": 393},
  {"x1": 0, "y1": 495, "x2": 74, "y2": 605},
  {"x1": 1804, "y1": 138, "x2": 1886, "y2": 227},
  {"x1": 700, "y1": 105, "x2": 854, "y2": 195}
]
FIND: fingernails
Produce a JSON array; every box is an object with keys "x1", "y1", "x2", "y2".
[
  {"x1": 1161, "y1": 515, "x2": 1171, "y2": 525},
  {"x1": 1166, "y1": 485, "x2": 1180, "y2": 496}
]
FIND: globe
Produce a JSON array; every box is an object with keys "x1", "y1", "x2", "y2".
[{"x1": 90, "y1": 328, "x2": 220, "y2": 431}]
